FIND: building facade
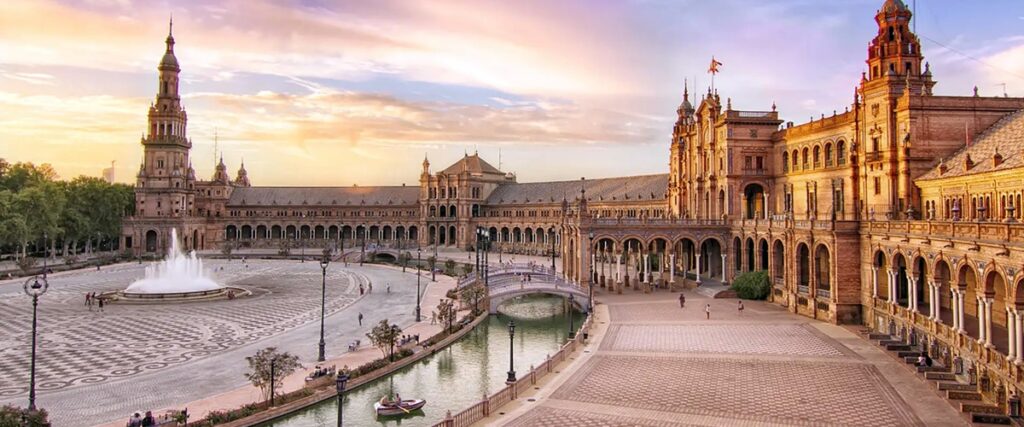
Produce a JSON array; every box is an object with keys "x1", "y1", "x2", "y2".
[{"x1": 124, "y1": 0, "x2": 1024, "y2": 411}]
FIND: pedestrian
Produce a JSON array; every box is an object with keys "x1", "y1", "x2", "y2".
[
  {"x1": 368, "y1": 283, "x2": 373, "y2": 293},
  {"x1": 737, "y1": 300, "x2": 744, "y2": 315},
  {"x1": 85, "y1": 293, "x2": 91, "y2": 307},
  {"x1": 141, "y1": 411, "x2": 155, "y2": 427},
  {"x1": 386, "y1": 283, "x2": 391, "y2": 294},
  {"x1": 431, "y1": 311, "x2": 437, "y2": 325},
  {"x1": 98, "y1": 298, "x2": 105, "y2": 313},
  {"x1": 97, "y1": 264, "x2": 101, "y2": 271},
  {"x1": 705, "y1": 303, "x2": 710, "y2": 320},
  {"x1": 358, "y1": 312, "x2": 363, "y2": 326},
  {"x1": 359, "y1": 284, "x2": 364, "y2": 295},
  {"x1": 127, "y1": 412, "x2": 142, "y2": 427},
  {"x1": 678, "y1": 293, "x2": 685, "y2": 308}
]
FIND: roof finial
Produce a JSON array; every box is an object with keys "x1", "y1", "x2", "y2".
[
  {"x1": 169, "y1": 13, "x2": 173, "y2": 37},
  {"x1": 683, "y1": 78, "x2": 689, "y2": 100}
]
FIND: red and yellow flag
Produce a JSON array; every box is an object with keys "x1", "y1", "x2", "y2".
[{"x1": 708, "y1": 57, "x2": 723, "y2": 75}]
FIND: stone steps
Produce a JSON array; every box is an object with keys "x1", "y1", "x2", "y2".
[
  {"x1": 960, "y1": 400, "x2": 1003, "y2": 415},
  {"x1": 868, "y1": 333, "x2": 891, "y2": 340},
  {"x1": 926, "y1": 372, "x2": 957, "y2": 381},
  {"x1": 947, "y1": 390, "x2": 983, "y2": 401},
  {"x1": 915, "y1": 365, "x2": 947, "y2": 373},
  {"x1": 971, "y1": 412, "x2": 1013, "y2": 425},
  {"x1": 936, "y1": 381, "x2": 975, "y2": 392}
]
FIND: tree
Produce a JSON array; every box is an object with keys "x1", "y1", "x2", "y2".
[
  {"x1": 437, "y1": 299, "x2": 456, "y2": 334},
  {"x1": 460, "y1": 283, "x2": 486, "y2": 314},
  {"x1": 0, "y1": 404, "x2": 49, "y2": 427},
  {"x1": 221, "y1": 240, "x2": 235, "y2": 260},
  {"x1": 462, "y1": 262, "x2": 474, "y2": 277},
  {"x1": 427, "y1": 255, "x2": 437, "y2": 274},
  {"x1": 244, "y1": 347, "x2": 301, "y2": 403},
  {"x1": 444, "y1": 259, "x2": 456, "y2": 275},
  {"x1": 398, "y1": 251, "x2": 410, "y2": 273},
  {"x1": 366, "y1": 319, "x2": 402, "y2": 361}
]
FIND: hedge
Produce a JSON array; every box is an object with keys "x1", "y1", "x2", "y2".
[{"x1": 730, "y1": 270, "x2": 770, "y2": 300}]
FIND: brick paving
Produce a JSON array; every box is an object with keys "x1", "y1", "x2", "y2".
[{"x1": 501, "y1": 289, "x2": 965, "y2": 427}]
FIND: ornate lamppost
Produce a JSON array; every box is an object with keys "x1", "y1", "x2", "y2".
[
  {"x1": 416, "y1": 247, "x2": 422, "y2": 322},
  {"x1": 550, "y1": 228, "x2": 556, "y2": 273},
  {"x1": 588, "y1": 231, "x2": 595, "y2": 312},
  {"x1": 318, "y1": 255, "x2": 329, "y2": 362},
  {"x1": 506, "y1": 319, "x2": 517, "y2": 384},
  {"x1": 335, "y1": 371, "x2": 349, "y2": 426},
  {"x1": 23, "y1": 264, "x2": 49, "y2": 411},
  {"x1": 432, "y1": 238, "x2": 437, "y2": 282}
]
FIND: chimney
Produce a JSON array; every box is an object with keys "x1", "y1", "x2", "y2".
[
  {"x1": 993, "y1": 148, "x2": 1003, "y2": 168},
  {"x1": 938, "y1": 159, "x2": 947, "y2": 174},
  {"x1": 964, "y1": 153, "x2": 974, "y2": 171}
]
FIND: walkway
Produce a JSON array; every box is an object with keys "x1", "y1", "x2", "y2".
[{"x1": 493, "y1": 290, "x2": 968, "y2": 427}]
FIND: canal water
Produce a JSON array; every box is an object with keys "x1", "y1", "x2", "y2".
[{"x1": 261, "y1": 295, "x2": 580, "y2": 427}]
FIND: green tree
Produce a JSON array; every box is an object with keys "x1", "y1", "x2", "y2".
[
  {"x1": 14, "y1": 182, "x2": 65, "y2": 257},
  {"x1": 459, "y1": 283, "x2": 486, "y2": 314},
  {"x1": 244, "y1": 347, "x2": 302, "y2": 403},
  {"x1": 366, "y1": 319, "x2": 402, "y2": 361},
  {"x1": 0, "y1": 404, "x2": 49, "y2": 427},
  {"x1": 436, "y1": 299, "x2": 456, "y2": 334},
  {"x1": 462, "y1": 262, "x2": 474, "y2": 277},
  {"x1": 427, "y1": 255, "x2": 437, "y2": 274},
  {"x1": 730, "y1": 271, "x2": 771, "y2": 300},
  {"x1": 444, "y1": 259, "x2": 456, "y2": 275},
  {"x1": 398, "y1": 251, "x2": 410, "y2": 273}
]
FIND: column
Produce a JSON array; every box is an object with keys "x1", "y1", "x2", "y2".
[
  {"x1": 721, "y1": 254, "x2": 727, "y2": 283},
  {"x1": 615, "y1": 251, "x2": 621, "y2": 282},
  {"x1": 908, "y1": 277, "x2": 917, "y2": 312},
  {"x1": 871, "y1": 267, "x2": 878, "y2": 299},
  {"x1": 1016, "y1": 310, "x2": 1023, "y2": 364},
  {"x1": 928, "y1": 280, "x2": 938, "y2": 320},
  {"x1": 888, "y1": 270, "x2": 896, "y2": 302},
  {"x1": 641, "y1": 253, "x2": 648, "y2": 284},
  {"x1": 950, "y1": 289, "x2": 959, "y2": 330},
  {"x1": 957, "y1": 290, "x2": 966, "y2": 333},
  {"x1": 985, "y1": 298, "x2": 994, "y2": 348},
  {"x1": 1008, "y1": 308, "x2": 1017, "y2": 361},
  {"x1": 977, "y1": 296, "x2": 986, "y2": 344},
  {"x1": 695, "y1": 254, "x2": 702, "y2": 284},
  {"x1": 669, "y1": 254, "x2": 676, "y2": 284},
  {"x1": 763, "y1": 193, "x2": 769, "y2": 219}
]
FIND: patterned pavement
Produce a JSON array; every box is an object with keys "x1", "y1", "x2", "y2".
[
  {"x1": 503, "y1": 289, "x2": 962, "y2": 427},
  {"x1": 0, "y1": 259, "x2": 425, "y2": 426}
]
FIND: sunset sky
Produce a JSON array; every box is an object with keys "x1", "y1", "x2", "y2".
[{"x1": 1, "y1": 0, "x2": 1022, "y2": 186}]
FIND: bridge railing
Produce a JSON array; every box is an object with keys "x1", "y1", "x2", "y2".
[{"x1": 457, "y1": 263, "x2": 558, "y2": 289}]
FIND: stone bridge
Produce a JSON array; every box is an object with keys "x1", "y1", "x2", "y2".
[{"x1": 458, "y1": 263, "x2": 591, "y2": 314}]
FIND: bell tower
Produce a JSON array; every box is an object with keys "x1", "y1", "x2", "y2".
[
  {"x1": 866, "y1": 0, "x2": 922, "y2": 82},
  {"x1": 135, "y1": 17, "x2": 196, "y2": 220}
]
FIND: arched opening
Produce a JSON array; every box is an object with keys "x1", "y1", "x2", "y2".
[
  {"x1": 812, "y1": 145, "x2": 821, "y2": 168},
  {"x1": 912, "y1": 256, "x2": 927, "y2": 313},
  {"x1": 745, "y1": 238, "x2": 755, "y2": 272},
  {"x1": 759, "y1": 239, "x2": 769, "y2": 271},
  {"x1": 488, "y1": 227, "x2": 499, "y2": 244},
  {"x1": 341, "y1": 225, "x2": 352, "y2": 240},
  {"x1": 256, "y1": 225, "x2": 267, "y2": 240},
  {"x1": 501, "y1": 227, "x2": 510, "y2": 244},
  {"x1": 449, "y1": 205, "x2": 457, "y2": 218},
  {"x1": 328, "y1": 225, "x2": 339, "y2": 240},
  {"x1": 959, "y1": 264, "x2": 980, "y2": 340},
  {"x1": 513, "y1": 227, "x2": 522, "y2": 245},
  {"x1": 193, "y1": 230, "x2": 200, "y2": 250},
  {"x1": 874, "y1": 250, "x2": 888, "y2": 300},
  {"x1": 439, "y1": 205, "x2": 447, "y2": 217},
  {"x1": 285, "y1": 225, "x2": 297, "y2": 239},
  {"x1": 438, "y1": 226, "x2": 446, "y2": 245},
  {"x1": 700, "y1": 238, "x2": 723, "y2": 281},
  {"x1": 429, "y1": 226, "x2": 437, "y2": 245},
  {"x1": 382, "y1": 225, "x2": 393, "y2": 241},
  {"x1": 226, "y1": 225, "x2": 238, "y2": 241},
  {"x1": 732, "y1": 236, "x2": 742, "y2": 272},
  {"x1": 369, "y1": 225, "x2": 380, "y2": 242},
  {"x1": 986, "y1": 270, "x2": 1009, "y2": 355},
  {"x1": 448, "y1": 226, "x2": 456, "y2": 246},
  {"x1": 814, "y1": 244, "x2": 831, "y2": 297},
  {"x1": 300, "y1": 225, "x2": 311, "y2": 240},
  {"x1": 934, "y1": 260, "x2": 953, "y2": 324},
  {"x1": 271, "y1": 225, "x2": 283, "y2": 239},
  {"x1": 677, "y1": 238, "x2": 697, "y2": 281},
  {"x1": 471, "y1": 204, "x2": 480, "y2": 217},
  {"x1": 743, "y1": 184, "x2": 766, "y2": 219},
  {"x1": 314, "y1": 225, "x2": 325, "y2": 240},
  {"x1": 395, "y1": 226, "x2": 405, "y2": 241},
  {"x1": 241, "y1": 225, "x2": 253, "y2": 240},
  {"x1": 772, "y1": 240, "x2": 785, "y2": 287},
  {"x1": 429, "y1": 206, "x2": 437, "y2": 217},
  {"x1": 797, "y1": 243, "x2": 810, "y2": 293},
  {"x1": 824, "y1": 143, "x2": 833, "y2": 167},
  {"x1": 893, "y1": 253, "x2": 908, "y2": 307},
  {"x1": 355, "y1": 225, "x2": 366, "y2": 241},
  {"x1": 146, "y1": 230, "x2": 159, "y2": 252},
  {"x1": 408, "y1": 226, "x2": 418, "y2": 241}
]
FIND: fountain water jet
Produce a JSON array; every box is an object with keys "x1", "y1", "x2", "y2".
[{"x1": 126, "y1": 228, "x2": 222, "y2": 293}]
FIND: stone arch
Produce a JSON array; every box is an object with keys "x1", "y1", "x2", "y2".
[
  {"x1": 226, "y1": 225, "x2": 238, "y2": 241},
  {"x1": 676, "y1": 237, "x2": 698, "y2": 279},
  {"x1": 874, "y1": 249, "x2": 888, "y2": 300},
  {"x1": 934, "y1": 258, "x2": 953, "y2": 321},
  {"x1": 824, "y1": 141, "x2": 834, "y2": 167},
  {"x1": 341, "y1": 225, "x2": 352, "y2": 240},
  {"x1": 449, "y1": 204, "x2": 457, "y2": 218},
  {"x1": 1014, "y1": 277, "x2": 1024, "y2": 306},
  {"x1": 192, "y1": 229, "x2": 200, "y2": 250},
  {"x1": 395, "y1": 225, "x2": 405, "y2": 241},
  {"x1": 285, "y1": 225, "x2": 297, "y2": 239},
  {"x1": 241, "y1": 225, "x2": 253, "y2": 240},
  {"x1": 428, "y1": 225, "x2": 437, "y2": 245},
  {"x1": 271, "y1": 225, "x2": 283, "y2": 239},
  {"x1": 328, "y1": 225, "x2": 338, "y2": 240},
  {"x1": 408, "y1": 225, "x2": 418, "y2": 241},
  {"x1": 912, "y1": 255, "x2": 928, "y2": 311},
  {"x1": 300, "y1": 225, "x2": 311, "y2": 239},
  {"x1": 892, "y1": 252, "x2": 909, "y2": 307},
  {"x1": 772, "y1": 239, "x2": 785, "y2": 286},
  {"x1": 812, "y1": 145, "x2": 821, "y2": 167},
  {"x1": 814, "y1": 243, "x2": 831, "y2": 296},
  {"x1": 796, "y1": 243, "x2": 810, "y2": 292},
  {"x1": 700, "y1": 238, "x2": 723, "y2": 280},
  {"x1": 448, "y1": 226, "x2": 456, "y2": 246},
  {"x1": 256, "y1": 225, "x2": 267, "y2": 240},
  {"x1": 314, "y1": 225, "x2": 325, "y2": 239},
  {"x1": 512, "y1": 227, "x2": 522, "y2": 244},
  {"x1": 958, "y1": 263, "x2": 980, "y2": 340},
  {"x1": 733, "y1": 236, "x2": 742, "y2": 272},
  {"x1": 985, "y1": 269, "x2": 1009, "y2": 331},
  {"x1": 146, "y1": 229, "x2": 159, "y2": 252},
  {"x1": 758, "y1": 238, "x2": 769, "y2": 271},
  {"x1": 382, "y1": 225, "x2": 392, "y2": 241},
  {"x1": 743, "y1": 183, "x2": 766, "y2": 219},
  {"x1": 500, "y1": 227, "x2": 510, "y2": 243},
  {"x1": 745, "y1": 237, "x2": 756, "y2": 272},
  {"x1": 439, "y1": 205, "x2": 447, "y2": 217}
]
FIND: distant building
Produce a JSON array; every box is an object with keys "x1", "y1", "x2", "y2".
[
  {"x1": 102, "y1": 161, "x2": 116, "y2": 183},
  {"x1": 124, "y1": 1, "x2": 1024, "y2": 411}
]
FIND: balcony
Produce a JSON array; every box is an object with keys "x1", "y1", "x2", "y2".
[
  {"x1": 742, "y1": 168, "x2": 766, "y2": 176},
  {"x1": 797, "y1": 284, "x2": 809, "y2": 295},
  {"x1": 864, "y1": 151, "x2": 883, "y2": 163},
  {"x1": 816, "y1": 288, "x2": 831, "y2": 299}
]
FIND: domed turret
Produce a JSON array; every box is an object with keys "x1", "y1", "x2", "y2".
[
  {"x1": 234, "y1": 160, "x2": 251, "y2": 187},
  {"x1": 159, "y1": 18, "x2": 180, "y2": 72}
]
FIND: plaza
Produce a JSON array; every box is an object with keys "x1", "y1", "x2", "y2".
[{"x1": 0, "y1": 256, "x2": 438, "y2": 426}]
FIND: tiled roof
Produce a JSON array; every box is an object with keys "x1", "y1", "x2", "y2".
[
  {"x1": 227, "y1": 186, "x2": 420, "y2": 206},
  {"x1": 486, "y1": 174, "x2": 668, "y2": 205},
  {"x1": 440, "y1": 154, "x2": 503, "y2": 175},
  {"x1": 919, "y1": 109, "x2": 1024, "y2": 180}
]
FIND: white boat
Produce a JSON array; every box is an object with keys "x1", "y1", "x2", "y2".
[{"x1": 374, "y1": 399, "x2": 426, "y2": 417}]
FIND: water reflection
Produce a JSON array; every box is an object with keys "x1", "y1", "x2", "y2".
[{"x1": 261, "y1": 295, "x2": 580, "y2": 427}]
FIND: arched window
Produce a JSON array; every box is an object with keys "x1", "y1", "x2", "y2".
[
  {"x1": 791, "y1": 150, "x2": 798, "y2": 170},
  {"x1": 782, "y1": 152, "x2": 789, "y2": 172},
  {"x1": 801, "y1": 148, "x2": 809, "y2": 169},
  {"x1": 824, "y1": 143, "x2": 833, "y2": 167},
  {"x1": 836, "y1": 141, "x2": 846, "y2": 165},
  {"x1": 812, "y1": 146, "x2": 821, "y2": 168}
]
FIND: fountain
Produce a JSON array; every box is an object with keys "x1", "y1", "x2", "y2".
[{"x1": 113, "y1": 228, "x2": 248, "y2": 303}]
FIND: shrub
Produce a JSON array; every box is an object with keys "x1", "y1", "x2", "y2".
[
  {"x1": 730, "y1": 270, "x2": 770, "y2": 300},
  {"x1": 0, "y1": 405, "x2": 49, "y2": 427}
]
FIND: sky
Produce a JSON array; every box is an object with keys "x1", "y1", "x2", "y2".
[{"x1": 0, "y1": 0, "x2": 1022, "y2": 186}]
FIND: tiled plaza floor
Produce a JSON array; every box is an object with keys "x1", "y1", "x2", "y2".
[{"x1": 497, "y1": 289, "x2": 968, "y2": 427}]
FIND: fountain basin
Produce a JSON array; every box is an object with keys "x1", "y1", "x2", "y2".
[{"x1": 104, "y1": 286, "x2": 251, "y2": 304}]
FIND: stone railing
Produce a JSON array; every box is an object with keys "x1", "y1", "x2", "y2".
[
  {"x1": 867, "y1": 219, "x2": 1024, "y2": 244},
  {"x1": 431, "y1": 314, "x2": 593, "y2": 427},
  {"x1": 569, "y1": 217, "x2": 728, "y2": 227}
]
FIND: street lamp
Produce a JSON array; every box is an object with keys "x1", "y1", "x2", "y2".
[
  {"x1": 416, "y1": 247, "x2": 422, "y2": 322},
  {"x1": 567, "y1": 293, "x2": 576, "y2": 339},
  {"x1": 335, "y1": 371, "x2": 349, "y2": 426},
  {"x1": 23, "y1": 269, "x2": 48, "y2": 411},
  {"x1": 588, "y1": 231, "x2": 595, "y2": 312},
  {"x1": 318, "y1": 256, "x2": 329, "y2": 362},
  {"x1": 506, "y1": 319, "x2": 516, "y2": 383},
  {"x1": 550, "y1": 229, "x2": 556, "y2": 273},
  {"x1": 432, "y1": 238, "x2": 437, "y2": 282}
]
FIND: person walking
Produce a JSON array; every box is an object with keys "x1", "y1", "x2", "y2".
[
  {"x1": 678, "y1": 293, "x2": 686, "y2": 308},
  {"x1": 359, "y1": 284, "x2": 365, "y2": 295},
  {"x1": 386, "y1": 282, "x2": 391, "y2": 294},
  {"x1": 431, "y1": 311, "x2": 437, "y2": 325},
  {"x1": 141, "y1": 411, "x2": 155, "y2": 427},
  {"x1": 704, "y1": 303, "x2": 710, "y2": 320},
  {"x1": 358, "y1": 312, "x2": 364, "y2": 326},
  {"x1": 98, "y1": 298, "x2": 105, "y2": 313},
  {"x1": 86, "y1": 293, "x2": 92, "y2": 310},
  {"x1": 126, "y1": 412, "x2": 142, "y2": 427},
  {"x1": 368, "y1": 282, "x2": 373, "y2": 293},
  {"x1": 737, "y1": 300, "x2": 744, "y2": 315}
]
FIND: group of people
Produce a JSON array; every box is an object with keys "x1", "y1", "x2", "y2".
[
  {"x1": 85, "y1": 292, "x2": 105, "y2": 312},
  {"x1": 677, "y1": 293, "x2": 743, "y2": 320},
  {"x1": 358, "y1": 282, "x2": 374, "y2": 295},
  {"x1": 399, "y1": 334, "x2": 419, "y2": 347},
  {"x1": 124, "y1": 411, "x2": 156, "y2": 427}
]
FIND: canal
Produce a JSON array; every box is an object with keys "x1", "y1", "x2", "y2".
[{"x1": 261, "y1": 294, "x2": 580, "y2": 427}]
